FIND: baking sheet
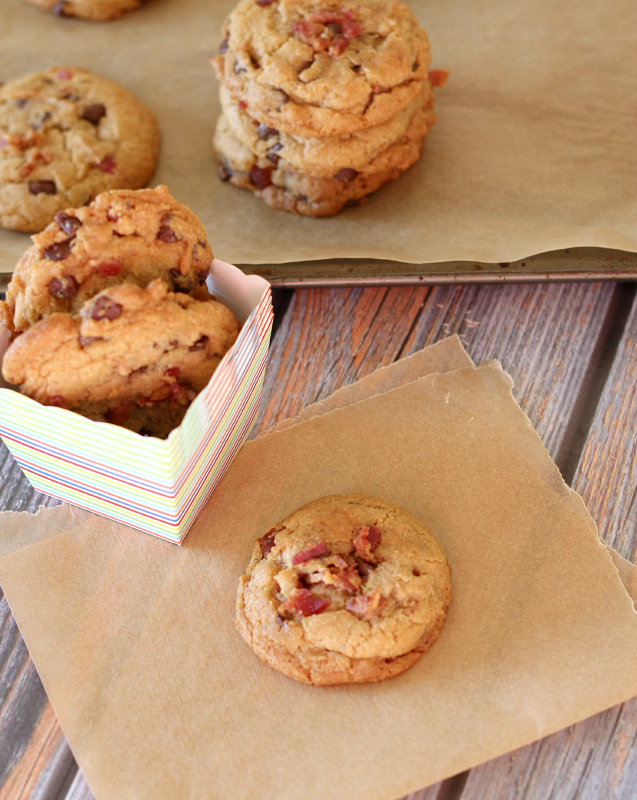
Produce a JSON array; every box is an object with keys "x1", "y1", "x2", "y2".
[
  {"x1": 0, "y1": 337, "x2": 636, "y2": 800},
  {"x1": 0, "y1": 0, "x2": 636, "y2": 284}
]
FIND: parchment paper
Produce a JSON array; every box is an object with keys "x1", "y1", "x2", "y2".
[
  {"x1": 1, "y1": 0, "x2": 635, "y2": 271},
  {"x1": 0, "y1": 338, "x2": 636, "y2": 800}
]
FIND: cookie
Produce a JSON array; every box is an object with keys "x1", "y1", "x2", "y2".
[
  {"x1": 0, "y1": 66, "x2": 160, "y2": 232},
  {"x1": 211, "y1": 0, "x2": 431, "y2": 138},
  {"x1": 236, "y1": 494, "x2": 452, "y2": 685},
  {"x1": 24, "y1": 0, "x2": 153, "y2": 21},
  {"x1": 0, "y1": 186, "x2": 213, "y2": 336},
  {"x1": 214, "y1": 104, "x2": 428, "y2": 216},
  {"x1": 220, "y1": 82, "x2": 435, "y2": 178},
  {"x1": 1, "y1": 279, "x2": 240, "y2": 437}
]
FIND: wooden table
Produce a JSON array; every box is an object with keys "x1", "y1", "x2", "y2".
[{"x1": 1, "y1": 279, "x2": 636, "y2": 800}]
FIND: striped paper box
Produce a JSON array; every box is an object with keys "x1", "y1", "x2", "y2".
[{"x1": 0, "y1": 260, "x2": 273, "y2": 544}]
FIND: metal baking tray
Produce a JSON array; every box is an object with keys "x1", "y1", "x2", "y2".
[
  {"x1": 237, "y1": 248, "x2": 637, "y2": 288},
  {"x1": 2, "y1": 248, "x2": 635, "y2": 295}
]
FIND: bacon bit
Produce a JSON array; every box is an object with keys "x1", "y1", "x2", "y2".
[
  {"x1": 165, "y1": 367, "x2": 181, "y2": 378},
  {"x1": 39, "y1": 148, "x2": 53, "y2": 164},
  {"x1": 428, "y1": 69, "x2": 449, "y2": 88},
  {"x1": 97, "y1": 260, "x2": 121, "y2": 277},
  {"x1": 238, "y1": 100, "x2": 247, "y2": 111},
  {"x1": 258, "y1": 530, "x2": 277, "y2": 557},
  {"x1": 292, "y1": 540, "x2": 329, "y2": 564},
  {"x1": 256, "y1": 0, "x2": 277, "y2": 5},
  {"x1": 329, "y1": 34, "x2": 350, "y2": 56},
  {"x1": 352, "y1": 524, "x2": 382, "y2": 562},
  {"x1": 95, "y1": 154, "x2": 116, "y2": 173},
  {"x1": 294, "y1": 10, "x2": 360, "y2": 54},
  {"x1": 332, "y1": 566, "x2": 362, "y2": 593},
  {"x1": 346, "y1": 588, "x2": 385, "y2": 619},
  {"x1": 18, "y1": 163, "x2": 34, "y2": 178},
  {"x1": 106, "y1": 401, "x2": 133, "y2": 425},
  {"x1": 48, "y1": 395, "x2": 67, "y2": 407},
  {"x1": 136, "y1": 396, "x2": 153, "y2": 408},
  {"x1": 57, "y1": 68, "x2": 74, "y2": 80},
  {"x1": 279, "y1": 588, "x2": 330, "y2": 617},
  {"x1": 354, "y1": 556, "x2": 374, "y2": 577}
]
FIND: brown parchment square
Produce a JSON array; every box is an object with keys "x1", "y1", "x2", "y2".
[
  {"x1": 0, "y1": 0, "x2": 635, "y2": 272},
  {"x1": 0, "y1": 351, "x2": 636, "y2": 800}
]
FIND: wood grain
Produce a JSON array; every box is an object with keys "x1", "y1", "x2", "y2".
[{"x1": 1, "y1": 281, "x2": 636, "y2": 800}]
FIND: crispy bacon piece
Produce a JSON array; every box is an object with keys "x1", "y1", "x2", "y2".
[
  {"x1": 292, "y1": 540, "x2": 329, "y2": 564},
  {"x1": 279, "y1": 588, "x2": 330, "y2": 617},
  {"x1": 293, "y1": 9, "x2": 361, "y2": 55},
  {"x1": 258, "y1": 524, "x2": 285, "y2": 557},
  {"x1": 428, "y1": 69, "x2": 450, "y2": 88},
  {"x1": 352, "y1": 524, "x2": 382, "y2": 562},
  {"x1": 346, "y1": 588, "x2": 385, "y2": 619}
]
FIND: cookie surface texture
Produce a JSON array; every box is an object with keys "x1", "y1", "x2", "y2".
[
  {"x1": 1, "y1": 279, "x2": 239, "y2": 437},
  {"x1": 24, "y1": 0, "x2": 152, "y2": 21},
  {"x1": 236, "y1": 494, "x2": 452, "y2": 685},
  {"x1": 212, "y1": 0, "x2": 431, "y2": 138},
  {"x1": 0, "y1": 67, "x2": 160, "y2": 232},
  {"x1": 0, "y1": 185, "x2": 212, "y2": 335}
]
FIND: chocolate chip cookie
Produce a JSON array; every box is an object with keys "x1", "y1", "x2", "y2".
[
  {"x1": 1, "y1": 279, "x2": 240, "y2": 437},
  {"x1": 0, "y1": 66, "x2": 160, "y2": 232},
  {"x1": 212, "y1": 0, "x2": 431, "y2": 138},
  {"x1": 219, "y1": 82, "x2": 435, "y2": 179},
  {"x1": 24, "y1": 0, "x2": 153, "y2": 21},
  {"x1": 0, "y1": 186, "x2": 212, "y2": 335},
  {"x1": 214, "y1": 94, "x2": 430, "y2": 216},
  {"x1": 236, "y1": 494, "x2": 452, "y2": 685}
]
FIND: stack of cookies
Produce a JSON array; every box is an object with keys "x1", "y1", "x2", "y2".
[
  {"x1": 212, "y1": 0, "x2": 442, "y2": 217},
  {"x1": 0, "y1": 185, "x2": 240, "y2": 438}
]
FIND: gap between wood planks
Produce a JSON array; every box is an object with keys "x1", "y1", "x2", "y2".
[{"x1": 554, "y1": 282, "x2": 637, "y2": 486}]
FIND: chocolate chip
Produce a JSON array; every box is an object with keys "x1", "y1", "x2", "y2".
[
  {"x1": 91, "y1": 296, "x2": 122, "y2": 321},
  {"x1": 257, "y1": 123, "x2": 278, "y2": 140},
  {"x1": 139, "y1": 427, "x2": 154, "y2": 437},
  {"x1": 52, "y1": 1, "x2": 70, "y2": 15},
  {"x1": 219, "y1": 37, "x2": 229, "y2": 54},
  {"x1": 219, "y1": 164, "x2": 233, "y2": 181},
  {"x1": 55, "y1": 211, "x2": 82, "y2": 238},
  {"x1": 157, "y1": 215, "x2": 180, "y2": 243},
  {"x1": 234, "y1": 61, "x2": 247, "y2": 75},
  {"x1": 189, "y1": 335, "x2": 209, "y2": 352},
  {"x1": 267, "y1": 150, "x2": 280, "y2": 166},
  {"x1": 249, "y1": 165, "x2": 272, "y2": 189},
  {"x1": 157, "y1": 224, "x2": 180, "y2": 243},
  {"x1": 412, "y1": 61, "x2": 419, "y2": 71},
  {"x1": 80, "y1": 103, "x2": 106, "y2": 125},
  {"x1": 334, "y1": 168, "x2": 358, "y2": 183},
  {"x1": 197, "y1": 271, "x2": 209, "y2": 284},
  {"x1": 28, "y1": 181, "x2": 56, "y2": 195},
  {"x1": 43, "y1": 240, "x2": 73, "y2": 261},
  {"x1": 16, "y1": 98, "x2": 28, "y2": 109},
  {"x1": 325, "y1": 21, "x2": 343, "y2": 35},
  {"x1": 250, "y1": 54, "x2": 260, "y2": 69},
  {"x1": 78, "y1": 335, "x2": 103, "y2": 348},
  {"x1": 49, "y1": 274, "x2": 78, "y2": 298},
  {"x1": 33, "y1": 111, "x2": 52, "y2": 130}
]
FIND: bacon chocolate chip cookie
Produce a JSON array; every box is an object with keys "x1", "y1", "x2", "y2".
[
  {"x1": 1, "y1": 279, "x2": 239, "y2": 438},
  {"x1": 236, "y1": 494, "x2": 452, "y2": 685},
  {"x1": 0, "y1": 67, "x2": 160, "y2": 232},
  {"x1": 0, "y1": 185, "x2": 212, "y2": 335},
  {"x1": 212, "y1": 0, "x2": 431, "y2": 138}
]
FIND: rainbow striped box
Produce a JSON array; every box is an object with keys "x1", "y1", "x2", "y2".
[{"x1": 0, "y1": 260, "x2": 273, "y2": 544}]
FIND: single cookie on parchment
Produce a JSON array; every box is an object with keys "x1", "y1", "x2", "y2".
[
  {"x1": 237, "y1": 494, "x2": 452, "y2": 685},
  {"x1": 0, "y1": 66, "x2": 160, "y2": 233},
  {"x1": 24, "y1": 0, "x2": 154, "y2": 21}
]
